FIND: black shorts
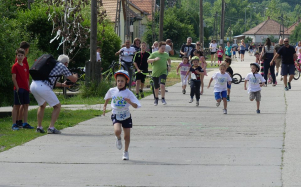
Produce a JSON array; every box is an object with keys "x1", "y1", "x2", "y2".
[
  {"x1": 111, "y1": 114, "x2": 132, "y2": 128},
  {"x1": 135, "y1": 72, "x2": 146, "y2": 83},
  {"x1": 153, "y1": 74, "x2": 167, "y2": 89},
  {"x1": 226, "y1": 54, "x2": 231, "y2": 58},
  {"x1": 14, "y1": 88, "x2": 30, "y2": 105},
  {"x1": 211, "y1": 52, "x2": 216, "y2": 55},
  {"x1": 218, "y1": 57, "x2": 223, "y2": 61}
]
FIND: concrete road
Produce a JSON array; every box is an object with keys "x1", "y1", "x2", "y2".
[{"x1": 0, "y1": 54, "x2": 299, "y2": 186}]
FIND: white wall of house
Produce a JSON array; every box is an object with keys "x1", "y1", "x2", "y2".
[{"x1": 245, "y1": 34, "x2": 290, "y2": 43}]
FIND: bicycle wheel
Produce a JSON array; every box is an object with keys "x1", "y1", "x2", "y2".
[
  {"x1": 232, "y1": 73, "x2": 242, "y2": 84},
  {"x1": 294, "y1": 68, "x2": 300, "y2": 80},
  {"x1": 66, "y1": 81, "x2": 80, "y2": 92}
]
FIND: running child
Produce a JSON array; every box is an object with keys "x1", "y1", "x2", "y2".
[
  {"x1": 225, "y1": 58, "x2": 233, "y2": 102},
  {"x1": 11, "y1": 48, "x2": 33, "y2": 130},
  {"x1": 217, "y1": 46, "x2": 224, "y2": 65},
  {"x1": 103, "y1": 70, "x2": 141, "y2": 160},
  {"x1": 176, "y1": 56, "x2": 191, "y2": 94},
  {"x1": 244, "y1": 63, "x2": 266, "y2": 113},
  {"x1": 194, "y1": 50, "x2": 207, "y2": 94},
  {"x1": 185, "y1": 56, "x2": 204, "y2": 106},
  {"x1": 207, "y1": 62, "x2": 232, "y2": 114}
]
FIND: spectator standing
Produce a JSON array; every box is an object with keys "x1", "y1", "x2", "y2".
[
  {"x1": 261, "y1": 38, "x2": 276, "y2": 86},
  {"x1": 209, "y1": 40, "x2": 218, "y2": 66},
  {"x1": 180, "y1": 37, "x2": 195, "y2": 60},
  {"x1": 165, "y1": 39, "x2": 174, "y2": 56},
  {"x1": 191, "y1": 41, "x2": 202, "y2": 59},
  {"x1": 151, "y1": 41, "x2": 159, "y2": 53},
  {"x1": 131, "y1": 38, "x2": 141, "y2": 52}
]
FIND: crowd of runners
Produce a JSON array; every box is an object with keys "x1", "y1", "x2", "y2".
[{"x1": 11, "y1": 35, "x2": 299, "y2": 160}]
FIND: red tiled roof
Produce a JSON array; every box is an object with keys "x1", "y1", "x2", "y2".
[
  {"x1": 102, "y1": 0, "x2": 118, "y2": 22},
  {"x1": 286, "y1": 20, "x2": 301, "y2": 35},
  {"x1": 243, "y1": 18, "x2": 287, "y2": 35},
  {"x1": 130, "y1": 0, "x2": 155, "y2": 20}
]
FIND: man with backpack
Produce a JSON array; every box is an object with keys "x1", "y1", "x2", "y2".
[{"x1": 30, "y1": 54, "x2": 78, "y2": 134}]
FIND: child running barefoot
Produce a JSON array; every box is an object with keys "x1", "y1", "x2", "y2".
[
  {"x1": 185, "y1": 56, "x2": 204, "y2": 106},
  {"x1": 103, "y1": 70, "x2": 141, "y2": 160},
  {"x1": 217, "y1": 46, "x2": 224, "y2": 66},
  {"x1": 207, "y1": 62, "x2": 232, "y2": 114},
  {"x1": 244, "y1": 63, "x2": 266, "y2": 114},
  {"x1": 225, "y1": 58, "x2": 233, "y2": 102},
  {"x1": 176, "y1": 56, "x2": 190, "y2": 94}
]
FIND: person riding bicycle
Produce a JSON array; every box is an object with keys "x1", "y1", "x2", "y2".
[{"x1": 115, "y1": 40, "x2": 136, "y2": 83}]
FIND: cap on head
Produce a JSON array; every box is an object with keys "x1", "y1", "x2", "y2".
[
  {"x1": 191, "y1": 56, "x2": 199, "y2": 61},
  {"x1": 114, "y1": 70, "x2": 130, "y2": 82}
]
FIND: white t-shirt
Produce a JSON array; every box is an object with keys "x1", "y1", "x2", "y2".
[
  {"x1": 210, "y1": 43, "x2": 218, "y2": 52},
  {"x1": 212, "y1": 72, "x2": 232, "y2": 92},
  {"x1": 120, "y1": 47, "x2": 136, "y2": 62},
  {"x1": 245, "y1": 73, "x2": 266, "y2": 93},
  {"x1": 165, "y1": 44, "x2": 172, "y2": 54},
  {"x1": 104, "y1": 87, "x2": 141, "y2": 116},
  {"x1": 97, "y1": 52, "x2": 101, "y2": 62},
  {"x1": 296, "y1": 46, "x2": 301, "y2": 55}
]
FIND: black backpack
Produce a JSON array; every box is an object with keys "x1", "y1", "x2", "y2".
[{"x1": 29, "y1": 54, "x2": 58, "y2": 84}]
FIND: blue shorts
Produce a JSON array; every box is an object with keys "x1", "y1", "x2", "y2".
[
  {"x1": 233, "y1": 51, "x2": 236, "y2": 55},
  {"x1": 111, "y1": 114, "x2": 132, "y2": 128},
  {"x1": 14, "y1": 88, "x2": 30, "y2": 105},
  {"x1": 240, "y1": 50, "x2": 245, "y2": 55},
  {"x1": 281, "y1": 64, "x2": 295, "y2": 76},
  {"x1": 214, "y1": 90, "x2": 227, "y2": 100},
  {"x1": 227, "y1": 82, "x2": 231, "y2": 89}
]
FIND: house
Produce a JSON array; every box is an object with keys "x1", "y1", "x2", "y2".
[
  {"x1": 102, "y1": 0, "x2": 155, "y2": 45},
  {"x1": 242, "y1": 16, "x2": 289, "y2": 43}
]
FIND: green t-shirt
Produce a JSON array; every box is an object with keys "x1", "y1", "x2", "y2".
[{"x1": 148, "y1": 51, "x2": 170, "y2": 77}]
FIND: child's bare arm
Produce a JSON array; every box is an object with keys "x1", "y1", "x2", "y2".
[
  {"x1": 185, "y1": 70, "x2": 190, "y2": 78},
  {"x1": 12, "y1": 74, "x2": 19, "y2": 91},
  {"x1": 244, "y1": 80, "x2": 248, "y2": 90},
  {"x1": 103, "y1": 99, "x2": 110, "y2": 116},
  {"x1": 207, "y1": 78, "x2": 213, "y2": 88},
  {"x1": 124, "y1": 98, "x2": 138, "y2": 108},
  {"x1": 176, "y1": 65, "x2": 181, "y2": 75}
]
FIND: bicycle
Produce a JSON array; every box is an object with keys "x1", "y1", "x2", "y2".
[
  {"x1": 58, "y1": 67, "x2": 85, "y2": 92},
  {"x1": 102, "y1": 61, "x2": 121, "y2": 82},
  {"x1": 294, "y1": 62, "x2": 301, "y2": 80},
  {"x1": 232, "y1": 73, "x2": 244, "y2": 84}
]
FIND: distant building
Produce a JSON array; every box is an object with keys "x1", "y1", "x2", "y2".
[{"x1": 242, "y1": 16, "x2": 289, "y2": 43}]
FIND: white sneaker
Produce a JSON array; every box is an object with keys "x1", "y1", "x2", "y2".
[
  {"x1": 189, "y1": 98, "x2": 193, "y2": 103},
  {"x1": 196, "y1": 101, "x2": 199, "y2": 106},
  {"x1": 223, "y1": 109, "x2": 227, "y2": 114},
  {"x1": 122, "y1": 151, "x2": 129, "y2": 160},
  {"x1": 216, "y1": 102, "x2": 220, "y2": 107},
  {"x1": 115, "y1": 137, "x2": 122, "y2": 150}
]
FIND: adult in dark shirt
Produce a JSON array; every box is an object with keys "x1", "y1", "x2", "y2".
[
  {"x1": 190, "y1": 41, "x2": 202, "y2": 59},
  {"x1": 271, "y1": 38, "x2": 297, "y2": 91},
  {"x1": 258, "y1": 43, "x2": 263, "y2": 53},
  {"x1": 133, "y1": 42, "x2": 150, "y2": 98},
  {"x1": 180, "y1": 37, "x2": 195, "y2": 59}
]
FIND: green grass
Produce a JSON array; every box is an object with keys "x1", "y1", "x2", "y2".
[{"x1": 0, "y1": 108, "x2": 102, "y2": 152}]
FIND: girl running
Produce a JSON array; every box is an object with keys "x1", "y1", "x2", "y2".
[
  {"x1": 103, "y1": 70, "x2": 141, "y2": 160},
  {"x1": 177, "y1": 56, "x2": 191, "y2": 94},
  {"x1": 194, "y1": 50, "x2": 207, "y2": 95},
  {"x1": 217, "y1": 46, "x2": 224, "y2": 65}
]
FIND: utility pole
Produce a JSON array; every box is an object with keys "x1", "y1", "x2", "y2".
[
  {"x1": 279, "y1": 14, "x2": 284, "y2": 39},
  {"x1": 159, "y1": 0, "x2": 164, "y2": 41},
  {"x1": 199, "y1": 0, "x2": 204, "y2": 48},
  {"x1": 220, "y1": 0, "x2": 225, "y2": 48},
  {"x1": 90, "y1": 0, "x2": 97, "y2": 81},
  {"x1": 245, "y1": 8, "x2": 247, "y2": 32}
]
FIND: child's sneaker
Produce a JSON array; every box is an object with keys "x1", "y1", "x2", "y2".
[
  {"x1": 140, "y1": 91, "x2": 144, "y2": 98},
  {"x1": 288, "y1": 82, "x2": 291, "y2": 89},
  {"x1": 47, "y1": 128, "x2": 61, "y2": 134},
  {"x1": 161, "y1": 98, "x2": 167, "y2": 105},
  {"x1": 226, "y1": 95, "x2": 230, "y2": 102},
  {"x1": 136, "y1": 94, "x2": 139, "y2": 99},
  {"x1": 22, "y1": 123, "x2": 34, "y2": 129},
  {"x1": 182, "y1": 89, "x2": 186, "y2": 94},
  {"x1": 189, "y1": 98, "x2": 193, "y2": 103},
  {"x1": 154, "y1": 98, "x2": 159, "y2": 106},
  {"x1": 12, "y1": 124, "x2": 19, "y2": 131},
  {"x1": 115, "y1": 137, "x2": 122, "y2": 150},
  {"x1": 284, "y1": 87, "x2": 289, "y2": 91},
  {"x1": 122, "y1": 151, "x2": 129, "y2": 160},
  {"x1": 196, "y1": 101, "x2": 199, "y2": 106},
  {"x1": 256, "y1": 109, "x2": 260, "y2": 114},
  {"x1": 223, "y1": 109, "x2": 227, "y2": 114},
  {"x1": 36, "y1": 127, "x2": 45, "y2": 133},
  {"x1": 216, "y1": 102, "x2": 220, "y2": 107}
]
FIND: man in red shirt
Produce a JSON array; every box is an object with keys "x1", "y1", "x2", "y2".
[{"x1": 11, "y1": 48, "x2": 33, "y2": 130}]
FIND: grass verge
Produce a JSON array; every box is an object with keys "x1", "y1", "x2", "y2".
[{"x1": 0, "y1": 108, "x2": 101, "y2": 152}]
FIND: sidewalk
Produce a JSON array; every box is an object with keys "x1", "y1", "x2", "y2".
[{"x1": 0, "y1": 54, "x2": 299, "y2": 186}]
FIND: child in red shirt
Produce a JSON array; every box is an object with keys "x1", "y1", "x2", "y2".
[
  {"x1": 217, "y1": 46, "x2": 224, "y2": 65},
  {"x1": 11, "y1": 48, "x2": 33, "y2": 130}
]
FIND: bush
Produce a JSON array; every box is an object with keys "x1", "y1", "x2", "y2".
[
  {"x1": 80, "y1": 81, "x2": 112, "y2": 98},
  {"x1": 0, "y1": 18, "x2": 24, "y2": 106}
]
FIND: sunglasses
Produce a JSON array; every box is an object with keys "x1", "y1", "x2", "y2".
[
  {"x1": 197, "y1": 44, "x2": 201, "y2": 46},
  {"x1": 284, "y1": 41, "x2": 289, "y2": 42}
]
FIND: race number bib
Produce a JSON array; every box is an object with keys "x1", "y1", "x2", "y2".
[
  {"x1": 191, "y1": 73, "x2": 197, "y2": 80},
  {"x1": 116, "y1": 109, "x2": 131, "y2": 121}
]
